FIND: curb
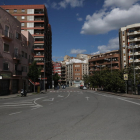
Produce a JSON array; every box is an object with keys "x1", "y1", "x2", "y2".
[{"x1": 97, "y1": 90, "x2": 140, "y2": 99}]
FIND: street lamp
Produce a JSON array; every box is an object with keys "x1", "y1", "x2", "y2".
[{"x1": 132, "y1": 43, "x2": 136, "y2": 94}]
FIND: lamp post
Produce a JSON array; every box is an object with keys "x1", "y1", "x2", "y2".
[
  {"x1": 44, "y1": 58, "x2": 45, "y2": 93},
  {"x1": 132, "y1": 43, "x2": 136, "y2": 94}
]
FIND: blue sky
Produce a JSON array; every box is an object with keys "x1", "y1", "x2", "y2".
[{"x1": 1, "y1": 0, "x2": 140, "y2": 61}]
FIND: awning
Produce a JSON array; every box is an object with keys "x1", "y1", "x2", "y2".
[{"x1": 29, "y1": 79, "x2": 40, "y2": 86}]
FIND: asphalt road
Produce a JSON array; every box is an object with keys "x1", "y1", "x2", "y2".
[{"x1": 1, "y1": 87, "x2": 140, "y2": 140}]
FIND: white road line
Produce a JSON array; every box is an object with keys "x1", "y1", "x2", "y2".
[
  {"x1": 118, "y1": 98, "x2": 140, "y2": 106},
  {"x1": 43, "y1": 98, "x2": 54, "y2": 101},
  {"x1": 85, "y1": 97, "x2": 90, "y2": 101},
  {"x1": 9, "y1": 111, "x2": 22, "y2": 116},
  {"x1": 65, "y1": 92, "x2": 71, "y2": 98}
]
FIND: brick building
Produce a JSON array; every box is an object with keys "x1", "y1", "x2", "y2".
[
  {"x1": 89, "y1": 50, "x2": 120, "y2": 75},
  {"x1": 0, "y1": 7, "x2": 34, "y2": 95},
  {"x1": 1, "y1": 5, "x2": 52, "y2": 90}
]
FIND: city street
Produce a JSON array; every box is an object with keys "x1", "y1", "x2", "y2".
[{"x1": 1, "y1": 87, "x2": 140, "y2": 140}]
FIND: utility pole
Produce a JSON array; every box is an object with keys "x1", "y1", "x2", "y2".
[
  {"x1": 44, "y1": 58, "x2": 45, "y2": 93},
  {"x1": 133, "y1": 43, "x2": 136, "y2": 94}
]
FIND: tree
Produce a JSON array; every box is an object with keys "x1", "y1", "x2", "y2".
[
  {"x1": 27, "y1": 61, "x2": 41, "y2": 92},
  {"x1": 83, "y1": 74, "x2": 89, "y2": 86},
  {"x1": 53, "y1": 73, "x2": 60, "y2": 88}
]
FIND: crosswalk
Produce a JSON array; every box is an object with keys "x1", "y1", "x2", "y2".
[{"x1": 50, "y1": 91, "x2": 80, "y2": 92}]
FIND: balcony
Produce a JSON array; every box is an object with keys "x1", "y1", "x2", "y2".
[
  {"x1": 36, "y1": 62, "x2": 44, "y2": 65},
  {"x1": 127, "y1": 30, "x2": 140, "y2": 36},
  {"x1": 41, "y1": 68, "x2": 44, "y2": 72},
  {"x1": 34, "y1": 9, "x2": 44, "y2": 14},
  {"x1": 13, "y1": 53, "x2": 21, "y2": 60},
  {"x1": 13, "y1": 70, "x2": 22, "y2": 76},
  {"x1": 34, "y1": 23, "x2": 44, "y2": 27},
  {"x1": 34, "y1": 18, "x2": 44, "y2": 21},
  {"x1": 0, "y1": 52, "x2": 3, "y2": 58},
  {"x1": 28, "y1": 59, "x2": 33, "y2": 65},
  {"x1": 2, "y1": 30, "x2": 13, "y2": 41},
  {"x1": 34, "y1": 53, "x2": 44, "y2": 58}
]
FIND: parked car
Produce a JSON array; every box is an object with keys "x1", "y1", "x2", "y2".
[
  {"x1": 83, "y1": 86, "x2": 87, "y2": 90},
  {"x1": 80, "y1": 85, "x2": 84, "y2": 89}
]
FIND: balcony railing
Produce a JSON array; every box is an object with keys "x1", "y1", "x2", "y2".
[
  {"x1": 2, "y1": 30, "x2": 13, "y2": 41},
  {"x1": 34, "y1": 11, "x2": 44, "y2": 14},
  {"x1": 34, "y1": 18, "x2": 44, "y2": 21},
  {"x1": 13, "y1": 70, "x2": 22, "y2": 76},
  {"x1": 13, "y1": 53, "x2": 21, "y2": 60}
]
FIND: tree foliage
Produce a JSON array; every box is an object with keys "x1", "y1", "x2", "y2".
[
  {"x1": 27, "y1": 61, "x2": 41, "y2": 82},
  {"x1": 87, "y1": 69, "x2": 126, "y2": 92}
]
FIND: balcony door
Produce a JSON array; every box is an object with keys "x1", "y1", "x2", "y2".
[{"x1": 5, "y1": 25, "x2": 9, "y2": 37}]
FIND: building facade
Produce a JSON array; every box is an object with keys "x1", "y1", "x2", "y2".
[
  {"x1": 89, "y1": 50, "x2": 120, "y2": 75},
  {"x1": 1, "y1": 5, "x2": 52, "y2": 89},
  {"x1": 119, "y1": 23, "x2": 140, "y2": 70},
  {"x1": 0, "y1": 7, "x2": 34, "y2": 95},
  {"x1": 66, "y1": 58, "x2": 88, "y2": 87}
]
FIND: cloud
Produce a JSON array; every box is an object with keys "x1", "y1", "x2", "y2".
[
  {"x1": 52, "y1": 56, "x2": 64, "y2": 61},
  {"x1": 44, "y1": 3, "x2": 49, "y2": 8},
  {"x1": 76, "y1": 13, "x2": 79, "y2": 16},
  {"x1": 70, "y1": 49, "x2": 87, "y2": 54},
  {"x1": 91, "y1": 37, "x2": 119, "y2": 54},
  {"x1": 104, "y1": 0, "x2": 140, "y2": 9},
  {"x1": 51, "y1": 0, "x2": 84, "y2": 9},
  {"x1": 81, "y1": 4, "x2": 140, "y2": 35},
  {"x1": 77, "y1": 17, "x2": 83, "y2": 21}
]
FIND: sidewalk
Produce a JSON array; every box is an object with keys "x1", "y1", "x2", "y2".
[
  {"x1": 97, "y1": 90, "x2": 140, "y2": 99},
  {"x1": 0, "y1": 89, "x2": 55, "y2": 99}
]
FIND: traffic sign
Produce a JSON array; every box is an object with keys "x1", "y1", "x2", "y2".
[{"x1": 124, "y1": 74, "x2": 128, "y2": 80}]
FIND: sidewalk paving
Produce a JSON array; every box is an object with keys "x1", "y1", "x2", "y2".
[
  {"x1": 0, "y1": 88, "x2": 140, "y2": 99},
  {"x1": 0, "y1": 89, "x2": 55, "y2": 99}
]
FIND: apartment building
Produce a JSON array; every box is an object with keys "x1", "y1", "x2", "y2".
[
  {"x1": 119, "y1": 23, "x2": 140, "y2": 69},
  {"x1": 89, "y1": 50, "x2": 120, "y2": 75},
  {"x1": 66, "y1": 58, "x2": 88, "y2": 87},
  {"x1": 61, "y1": 61, "x2": 66, "y2": 84},
  {"x1": 1, "y1": 5, "x2": 52, "y2": 89},
  {"x1": 0, "y1": 7, "x2": 34, "y2": 95}
]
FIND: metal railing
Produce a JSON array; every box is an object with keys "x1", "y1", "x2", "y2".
[{"x1": 3, "y1": 30, "x2": 13, "y2": 39}]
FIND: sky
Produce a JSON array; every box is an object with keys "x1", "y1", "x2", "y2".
[{"x1": 1, "y1": 0, "x2": 140, "y2": 61}]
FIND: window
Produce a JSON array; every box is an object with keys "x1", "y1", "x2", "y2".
[
  {"x1": 25, "y1": 53, "x2": 27, "y2": 59},
  {"x1": 4, "y1": 43, "x2": 9, "y2": 52},
  {"x1": 14, "y1": 16, "x2": 17, "y2": 19},
  {"x1": 16, "y1": 32, "x2": 20, "y2": 39},
  {"x1": 22, "y1": 9, "x2": 25, "y2": 12},
  {"x1": 5, "y1": 25, "x2": 9, "y2": 37},
  {"x1": 22, "y1": 51, "x2": 24, "y2": 57},
  {"x1": 6, "y1": 9, "x2": 9, "y2": 12},
  {"x1": 14, "y1": 9, "x2": 17, "y2": 13},
  {"x1": 75, "y1": 65, "x2": 80, "y2": 67},
  {"x1": 21, "y1": 23, "x2": 25, "y2": 26},
  {"x1": 3, "y1": 63, "x2": 9, "y2": 70},
  {"x1": 21, "y1": 16, "x2": 25, "y2": 19}
]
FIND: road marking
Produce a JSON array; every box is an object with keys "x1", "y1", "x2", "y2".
[
  {"x1": 85, "y1": 97, "x2": 90, "y2": 101},
  {"x1": 43, "y1": 98, "x2": 54, "y2": 101},
  {"x1": 9, "y1": 111, "x2": 22, "y2": 116},
  {"x1": 65, "y1": 92, "x2": 71, "y2": 98},
  {"x1": 118, "y1": 98, "x2": 140, "y2": 106},
  {"x1": 58, "y1": 95, "x2": 64, "y2": 97}
]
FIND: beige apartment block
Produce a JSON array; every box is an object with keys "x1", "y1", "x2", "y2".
[
  {"x1": 119, "y1": 23, "x2": 140, "y2": 70},
  {"x1": 0, "y1": 7, "x2": 34, "y2": 95},
  {"x1": 65, "y1": 57, "x2": 89, "y2": 87}
]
